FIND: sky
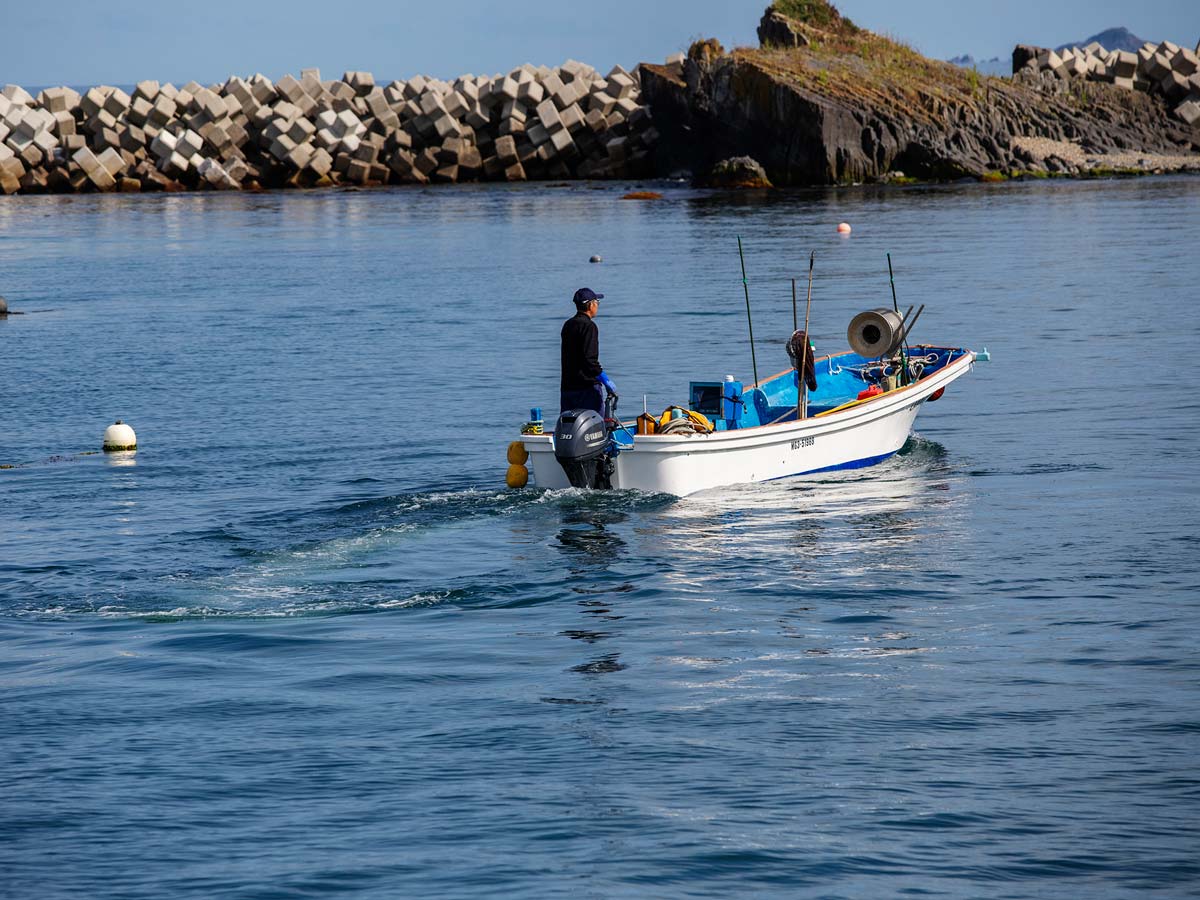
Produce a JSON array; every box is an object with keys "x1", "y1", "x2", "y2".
[{"x1": 3, "y1": 0, "x2": 1197, "y2": 88}]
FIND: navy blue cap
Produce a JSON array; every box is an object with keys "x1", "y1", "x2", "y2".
[{"x1": 573, "y1": 287, "x2": 604, "y2": 306}]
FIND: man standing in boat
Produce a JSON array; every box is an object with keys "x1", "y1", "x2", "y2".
[{"x1": 560, "y1": 287, "x2": 617, "y2": 416}]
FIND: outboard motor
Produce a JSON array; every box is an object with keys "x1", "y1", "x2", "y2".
[{"x1": 553, "y1": 395, "x2": 617, "y2": 489}]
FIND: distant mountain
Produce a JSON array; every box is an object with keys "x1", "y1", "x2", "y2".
[
  {"x1": 947, "y1": 55, "x2": 1009, "y2": 77},
  {"x1": 950, "y1": 26, "x2": 1152, "y2": 79},
  {"x1": 1055, "y1": 27, "x2": 1147, "y2": 52}
]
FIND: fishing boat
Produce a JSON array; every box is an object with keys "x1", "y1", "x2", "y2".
[
  {"x1": 508, "y1": 251, "x2": 985, "y2": 497},
  {"x1": 518, "y1": 344, "x2": 976, "y2": 497}
]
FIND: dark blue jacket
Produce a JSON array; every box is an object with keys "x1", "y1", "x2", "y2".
[{"x1": 561, "y1": 311, "x2": 603, "y2": 391}]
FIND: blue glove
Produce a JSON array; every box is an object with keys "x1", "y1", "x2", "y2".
[{"x1": 598, "y1": 372, "x2": 617, "y2": 395}]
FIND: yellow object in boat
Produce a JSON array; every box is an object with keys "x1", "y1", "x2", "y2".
[{"x1": 656, "y1": 407, "x2": 714, "y2": 433}]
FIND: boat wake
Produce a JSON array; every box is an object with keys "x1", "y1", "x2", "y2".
[
  {"x1": 6, "y1": 483, "x2": 675, "y2": 621},
  {"x1": 8, "y1": 438, "x2": 957, "y2": 621}
]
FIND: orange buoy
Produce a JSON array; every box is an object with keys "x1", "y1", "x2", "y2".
[
  {"x1": 837, "y1": 222, "x2": 852, "y2": 234},
  {"x1": 507, "y1": 440, "x2": 529, "y2": 465},
  {"x1": 928, "y1": 387, "x2": 946, "y2": 402},
  {"x1": 857, "y1": 385, "x2": 883, "y2": 401}
]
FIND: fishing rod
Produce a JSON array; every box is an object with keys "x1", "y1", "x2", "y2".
[
  {"x1": 897, "y1": 304, "x2": 925, "y2": 347},
  {"x1": 887, "y1": 252, "x2": 910, "y2": 386},
  {"x1": 791, "y1": 277, "x2": 798, "y2": 333},
  {"x1": 737, "y1": 236, "x2": 760, "y2": 387},
  {"x1": 887, "y1": 252, "x2": 900, "y2": 315}
]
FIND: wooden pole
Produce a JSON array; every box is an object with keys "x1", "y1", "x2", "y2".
[{"x1": 737, "y1": 236, "x2": 760, "y2": 387}]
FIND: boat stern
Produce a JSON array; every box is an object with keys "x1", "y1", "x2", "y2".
[{"x1": 521, "y1": 432, "x2": 572, "y2": 489}]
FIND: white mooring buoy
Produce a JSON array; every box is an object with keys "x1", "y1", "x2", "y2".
[{"x1": 103, "y1": 420, "x2": 137, "y2": 452}]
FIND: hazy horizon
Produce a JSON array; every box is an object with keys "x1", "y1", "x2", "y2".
[{"x1": 3, "y1": 0, "x2": 1196, "y2": 88}]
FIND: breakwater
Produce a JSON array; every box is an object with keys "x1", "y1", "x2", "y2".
[
  {"x1": 0, "y1": 59, "x2": 665, "y2": 195},
  {"x1": 4, "y1": 3, "x2": 1198, "y2": 196},
  {"x1": 1014, "y1": 39, "x2": 1200, "y2": 126}
]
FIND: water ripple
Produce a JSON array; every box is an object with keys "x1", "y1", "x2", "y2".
[{"x1": 2, "y1": 178, "x2": 1198, "y2": 898}]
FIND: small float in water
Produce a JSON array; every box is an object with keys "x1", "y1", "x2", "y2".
[{"x1": 513, "y1": 248, "x2": 985, "y2": 497}]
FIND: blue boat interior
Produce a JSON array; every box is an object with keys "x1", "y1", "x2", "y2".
[{"x1": 679, "y1": 346, "x2": 969, "y2": 431}]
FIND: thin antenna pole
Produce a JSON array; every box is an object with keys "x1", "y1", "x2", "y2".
[
  {"x1": 737, "y1": 236, "x2": 760, "y2": 387},
  {"x1": 800, "y1": 251, "x2": 815, "y2": 419}
]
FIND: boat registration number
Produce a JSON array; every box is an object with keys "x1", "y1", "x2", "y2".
[{"x1": 790, "y1": 436, "x2": 815, "y2": 450}]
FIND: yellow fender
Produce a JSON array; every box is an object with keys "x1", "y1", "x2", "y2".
[
  {"x1": 506, "y1": 464, "x2": 529, "y2": 488},
  {"x1": 507, "y1": 440, "x2": 529, "y2": 465}
]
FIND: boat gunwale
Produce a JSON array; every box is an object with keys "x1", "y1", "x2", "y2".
[{"x1": 521, "y1": 346, "x2": 974, "y2": 452}]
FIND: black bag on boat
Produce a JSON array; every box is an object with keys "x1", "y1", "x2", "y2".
[{"x1": 787, "y1": 330, "x2": 819, "y2": 392}]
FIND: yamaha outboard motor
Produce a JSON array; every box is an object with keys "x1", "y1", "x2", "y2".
[{"x1": 554, "y1": 395, "x2": 617, "y2": 489}]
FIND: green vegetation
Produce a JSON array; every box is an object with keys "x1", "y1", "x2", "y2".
[
  {"x1": 747, "y1": 8, "x2": 993, "y2": 123},
  {"x1": 729, "y1": 0, "x2": 1038, "y2": 133},
  {"x1": 1079, "y1": 166, "x2": 1145, "y2": 178},
  {"x1": 772, "y1": 0, "x2": 854, "y2": 31},
  {"x1": 877, "y1": 166, "x2": 1126, "y2": 187},
  {"x1": 966, "y1": 67, "x2": 981, "y2": 99}
]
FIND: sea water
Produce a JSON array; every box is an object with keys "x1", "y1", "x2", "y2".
[{"x1": 2, "y1": 177, "x2": 1198, "y2": 898}]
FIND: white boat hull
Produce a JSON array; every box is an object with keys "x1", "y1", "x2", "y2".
[{"x1": 523, "y1": 352, "x2": 974, "y2": 497}]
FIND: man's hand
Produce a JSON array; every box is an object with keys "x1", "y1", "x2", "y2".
[{"x1": 598, "y1": 372, "x2": 617, "y2": 396}]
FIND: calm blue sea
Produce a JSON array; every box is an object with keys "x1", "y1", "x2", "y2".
[{"x1": 2, "y1": 177, "x2": 1198, "y2": 899}]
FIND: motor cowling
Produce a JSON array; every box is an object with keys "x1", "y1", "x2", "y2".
[{"x1": 554, "y1": 409, "x2": 612, "y2": 489}]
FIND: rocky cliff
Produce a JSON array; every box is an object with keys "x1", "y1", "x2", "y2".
[{"x1": 639, "y1": 3, "x2": 1200, "y2": 185}]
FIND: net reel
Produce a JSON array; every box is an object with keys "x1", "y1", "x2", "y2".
[
  {"x1": 847, "y1": 308, "x2": 906, "y2": 358},
  {"x1": 846, "y1": 304, "x2": 925, "y2": 389}
]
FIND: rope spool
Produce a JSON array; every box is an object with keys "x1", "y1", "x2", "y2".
[{"x1": 656, "y1": 407, "x2": 713, "y2": 434}]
